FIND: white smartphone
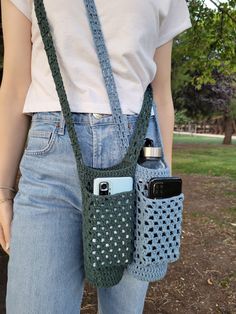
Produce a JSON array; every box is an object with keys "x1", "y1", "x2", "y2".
[{"x1": 93, "y1": 176, "x2": 133, "y2": 195}]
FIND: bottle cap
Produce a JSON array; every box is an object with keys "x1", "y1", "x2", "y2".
[
  {"x1": 143, "y1": 147, "x2": 162, "y2": 158},
  {"x1": 144, "y1": 138, "x2": 154, "y2": 147}
]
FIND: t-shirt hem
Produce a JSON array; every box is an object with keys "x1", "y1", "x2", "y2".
[
  {"x1": 22, "y1": 101, "x2": 153, "y2": 115},
  {"x1": 156, "y1": 20, "x2": 192, "y2": 48}
]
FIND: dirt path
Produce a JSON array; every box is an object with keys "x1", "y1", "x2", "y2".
[
  {"x1": 1, "y1": 174, "x2": 236, "y2": 314},
  {"x1": 142, "y1": 174, "x2": 236, "y2": 314}
]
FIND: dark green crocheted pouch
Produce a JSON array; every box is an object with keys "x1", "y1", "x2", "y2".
[
  {"x1": 70, "y1": 93, "x2": 153, "y2": 287},
  {"x1": 34, "y1": 0, "x2": 154, "y2": 287}
]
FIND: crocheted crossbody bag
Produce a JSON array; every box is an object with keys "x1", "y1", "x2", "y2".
[
  {"x1": 34, "y1": 0, "x2": 153, "y2": 288},
  {"x1": 34, "y1": 0, "x2": 185, "y2": 287}
]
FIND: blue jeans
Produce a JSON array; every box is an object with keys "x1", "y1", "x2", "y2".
[{"x1": 6, "y1": 111, "x2": 158, "y2": 314}]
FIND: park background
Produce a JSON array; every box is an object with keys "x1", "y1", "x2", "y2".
[{"x1": 0, "y1": 0, "x2": 235, "y2": 313}]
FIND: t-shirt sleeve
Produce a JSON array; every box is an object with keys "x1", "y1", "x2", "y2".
[
  {"x1": 156, "y1": 0, "x2": 192, "y2": 48},
  {"x1": 9, "y1": 0, "x2": 32, "y2": 21}
]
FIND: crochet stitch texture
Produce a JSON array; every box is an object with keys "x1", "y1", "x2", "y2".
[
  {"x1": 127, "y1": 163, "x2": 184, "y2": 281},
  {"x1": 34, "y1": 0, "x2": 185, "y2": 287},
  {"x1": 34, "y1": 0, "x2": 153, "y2": 287}
]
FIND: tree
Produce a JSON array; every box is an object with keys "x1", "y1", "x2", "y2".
[
  {"x1": 176, "y1": 71, "x2": 236, "y2": 143},
  {"x1": 173, "y1": 0, "x2": 236, "y2": 87},
  {"x1": 172, "y1": 0, "x2": 236, "y2": 144}
]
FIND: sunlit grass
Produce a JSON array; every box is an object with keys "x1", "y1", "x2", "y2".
[{"x1": 173, "y1": 134, "x2": 236, "y2": 180}]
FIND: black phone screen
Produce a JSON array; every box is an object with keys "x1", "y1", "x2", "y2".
[{"x1": 148, "y1": 177, "x2": 182, "y2": 199}]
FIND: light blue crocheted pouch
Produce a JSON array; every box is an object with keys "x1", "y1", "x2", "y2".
[{"x1": 127, "y1": 104, "x2": 185, "y2": 282}]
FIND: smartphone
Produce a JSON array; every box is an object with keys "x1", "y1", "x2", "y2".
[
  {"x1": 93, "y1": 177, "x2": 133, "y2": 195},
  {"x1": 148, "y1": 177, "x2": 182, "y2": 199}
]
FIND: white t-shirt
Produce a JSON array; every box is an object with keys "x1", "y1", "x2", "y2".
[{"x1": 10, "y1": 0, "x2": 192, "y2": 115}]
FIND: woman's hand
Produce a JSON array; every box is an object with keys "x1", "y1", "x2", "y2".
[
  {"x1": 0, "y1": 200, "x2": 13, "y2": 255},
  {"x1": 0, "y1": 0, "x2": 32, "y2": 257}
]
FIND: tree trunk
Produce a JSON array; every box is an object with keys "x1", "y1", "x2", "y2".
[{"x1": 223, "y1": 116, "x2": 234, "y2": 145}]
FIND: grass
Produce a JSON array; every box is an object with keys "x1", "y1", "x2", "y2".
[
  {"x1": 188, "y1": 210, "x2": 229, "y2": 227},
  {"x1": 224, "y1": 191, "x2": 236, "y2": 197},
  {"x1": 173, "y1": 134, "x2": 236, "y2": 180},
  {"x1": 226, "y1": 207, "x2": 236, "y2": 216},
  {"x1": 174, "y1": 133, "x2": 236, "y2": 145}
]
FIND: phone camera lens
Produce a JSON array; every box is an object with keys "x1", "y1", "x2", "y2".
[
  {"x1": 100, "y1": 183, "x2": 108, "y2": 190},
  {"x1": 99, "y1": 182, "x2": 109, "y2": 195}
]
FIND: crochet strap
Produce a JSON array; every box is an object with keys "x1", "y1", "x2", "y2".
[
  {"x1": 34, "y1": 0, "x2": 154, "y2": 169},
  {"x1": 83, "y1": 0, "x2": 165, "y2": 161},
  {"x1": 34, "y1": 0, "x2": 130, "y2": 156},
  {"x1": 83, "y1": 0, "x2": 130, "y2": 154},
  {"x1": 83, "y1": 0, "x2": 166, "y2": 162},
  {"x1": 34, "y1": 1, "x2": 84, "y2": 168}
]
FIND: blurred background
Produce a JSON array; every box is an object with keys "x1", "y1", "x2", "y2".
[{"x1": 0, "y1": 0, "x2": 235, "y2": 313}]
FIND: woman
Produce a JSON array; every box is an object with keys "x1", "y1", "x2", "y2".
[{"x1": 0, "y1": 0, "x2": 192, "y2": 313}]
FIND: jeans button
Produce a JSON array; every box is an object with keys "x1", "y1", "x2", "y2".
[{"x1": 93, "y1": 113, "x2": 103, "y2": 119}]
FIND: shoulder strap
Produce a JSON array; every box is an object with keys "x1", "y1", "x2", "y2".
[
  {"x1": 84, "y1": 0, "x2": 167, "y2": 161},
  {"x1": 34, "y1": 0, "x2": 85, "y2": 167},
  {"x1": 34, "y1": 0, "x2": 154, "y2": 168},
  {"x1": 83, "y1": 0, "x2": 130, "y2": 153},
  {"x1": 85, "y1": 0, "x2": 167, "y2": 163},
  {"x1": 34, "y1": 0, "x2": 130, "y2": 156}
]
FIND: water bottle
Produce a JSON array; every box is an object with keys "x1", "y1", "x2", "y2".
[{"x1": 138, "y1": 138, "x2": 166, "y2": 169}]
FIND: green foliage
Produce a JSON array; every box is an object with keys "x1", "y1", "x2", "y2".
[
  {"x1": 172, "y1": 0, "x2": 236, "y2": 144},
  {"x1": 173, "y1": 135, "x2": 236, "y2": 179},
  {"x1": 172, "y1": 0, "x2": 236, "y2": 89},
  {"x1": 175, "y1": 71, "x2": 236, "y2": 119},
  {"x1": 175, "y1": 110, "x2": 192, "y2": 124}
]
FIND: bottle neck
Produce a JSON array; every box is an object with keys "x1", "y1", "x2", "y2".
[
  {"x1": 145, "y1": 156, "x2": 162, "y2": 160},
  {"x1": 142, "y1": 147, "x2": 162, "y2": 158}
]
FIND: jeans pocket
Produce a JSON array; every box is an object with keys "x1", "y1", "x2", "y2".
[{"x1": 24, "y1": 121, "x2": 58, "y2": 156}]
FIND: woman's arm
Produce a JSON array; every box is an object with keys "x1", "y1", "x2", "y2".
[
  {"x1": 0, "y1": 0, "x2": 32, "y2": 190},
  {"x1": 0, "y1": 0, "x2": 32, "y2": 253},
  {"x1": 151, "y1": 40, "x2": 174, "y2": 174}
]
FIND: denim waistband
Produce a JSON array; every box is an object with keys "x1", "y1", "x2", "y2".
[
  {"x1": 30, "y1": 111, "x2": 141, "y2": 124},
  {"x1": 30, "y1": 111, "x2": 149, "y2": 136}
]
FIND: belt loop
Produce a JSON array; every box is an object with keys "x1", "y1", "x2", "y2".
[{"x1": 57, "y1": 110, "x2": 65, "y2": 135}]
